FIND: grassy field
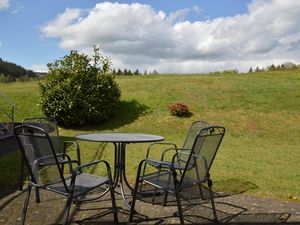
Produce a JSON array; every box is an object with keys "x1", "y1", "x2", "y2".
[{"x1": 0, "y1": 70, "x2": 299, "y2": 201}]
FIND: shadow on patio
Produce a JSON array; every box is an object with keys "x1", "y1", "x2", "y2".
[{"x1": 0, "y1": 183, "x2": 299, "y2": 225}]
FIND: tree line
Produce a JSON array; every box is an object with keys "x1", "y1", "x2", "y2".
[
  {"x1": 249, "y1": 62, "x2": 300, "y2": 73},
  {"x1": 0, "y1": 58, "x2": 38, "y2": 83},
  {"x1": 112, "y1": 68, "x2": 159, "y2": 76}
]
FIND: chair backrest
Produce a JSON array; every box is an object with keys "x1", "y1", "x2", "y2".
[
  {"x1": 179, "y1": 126, "x2": 225, "y2": 189},
  {"x1": 176, "y1": 121, "x2": 209, "y2": 168},
  {"x1": 22, "y1": 117, "x2": 62, "y2": 154},
  {"x1": 14, "y1": 125, "x2": 68, "y2": 191}
]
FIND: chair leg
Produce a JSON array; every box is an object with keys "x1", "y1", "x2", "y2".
[
  {"x1": 152, "y1": 187, "x2": 158, "y2": 204},
  {"x1": 208, "y1": 179, "x2": 218, "y2": 222},
  {"x1": 62, "y1": 193, "x2": 73, "y2": 225},
  {"x1": 35, "y1": 186, "x2": 40, "y2": 203},
  {"x1": 19, "y1": 155, "x2": 25, "y2": 191},
  {"x1": 129, "y1": 179, "x2": 139, "y2": 222},
  {"x1": 74, "y1": 198, "x2": 80, "y2": 211},
  {"x1": 129, "y1": 160, "x2": 145, "y2": 222},
  {"x1": 174, "y1": 184, "x2": 184, "y2": 225},
  {"x1": 21, "y1": 183, "x2": 32, "y2": 225},
  {"x1": 109, "y1": 183, "x2": 119, "y2": 224},
  {"x1": 152, "y1": 167, "x2": 163, "y2": 204},
  {"x1": 198, "y1": 184, "x2": 204, "y2": 199},
  {"x1": 163, "y1": 191, "x2": 168, "y2": 206},
  {"x1": 164, "y1": 171, "x2": 172, "y2": 206}
]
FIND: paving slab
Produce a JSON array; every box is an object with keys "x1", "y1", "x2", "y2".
[{"x1": 0, "y1": 185, "x2": 299, "y2": 225}]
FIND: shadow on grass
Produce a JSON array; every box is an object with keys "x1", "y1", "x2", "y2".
[
  {"x1": 0, "y1": 136, "x2": 20, "y2": 157},
  {"x1": 213, "y1": 179, "x2": 259, "y2": 197},
  {"x1": 0, "y1": 137, "x2": 24, "y2": 201},
  {"x1": 179, "y1": 111, "x2": 194, "y2": 118},
  {"x1": 70, "y1": 99, "x2": 151, "y2": 131}
]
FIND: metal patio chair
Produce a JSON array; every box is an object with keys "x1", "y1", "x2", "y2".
[
  {"x1": 129, "y1": 125, "x2": 225, "y2": 224},
  {"x1": 19, "y1": 117, "x2": 81, "y2": 203},
  {"x1": 14, "y1": 124, "x2": 118, "y2": 225},
  {"x1": 142, "y1": 120, "x2": 209, "y2": 201},
  {"x1": 144, "y1": 120, "x2": 209, "y2": 169}
]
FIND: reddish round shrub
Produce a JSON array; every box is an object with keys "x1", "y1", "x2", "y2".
[{"x1": 168, "y1": 102, "x2": 189, "y2": 116}]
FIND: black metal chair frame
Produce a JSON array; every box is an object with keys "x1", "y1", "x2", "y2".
[
  {"x1": 15, "y1": 124, "x2": 118, "y2": 225},
  {"x1": 143, "y1": 120, "x2": 209, "y2": 169},
  {"x1": 141, "y1": 120, "x2": 209, "y2": 200},
  {"x1": 19, "y1": 117, "x2": 81, "y2": 203},
  {"x1": 129, "y1": 126, "x2": 225, "y2": 224}
]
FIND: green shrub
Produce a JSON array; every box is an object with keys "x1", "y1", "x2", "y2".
[{"x1": 39, "y1": 47, "x2": 121, "y2": 126}]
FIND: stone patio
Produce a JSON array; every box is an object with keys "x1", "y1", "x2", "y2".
[{"x1": 0, "y1": 184, "x2": 299, "y2": 225}]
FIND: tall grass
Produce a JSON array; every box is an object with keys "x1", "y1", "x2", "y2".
[{"x1": 0, "y1": 71, "x2": 299, "y2": 201}]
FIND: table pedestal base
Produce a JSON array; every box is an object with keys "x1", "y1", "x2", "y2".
[{"x1": 112, "y1": 143, "x2": 133, "y2": 208}]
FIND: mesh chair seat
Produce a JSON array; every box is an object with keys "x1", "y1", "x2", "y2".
[
  {"x1": 45, "y1": 173, "x2": 109, "y2": 197},
  {"x1": 142, "y1": 170, "x2": 177, "y2": 193},
  {"x1": 142, "y1": 169, "x2": 205, "y2": 193}
]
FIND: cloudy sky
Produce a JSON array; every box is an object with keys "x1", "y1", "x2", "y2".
[{"x1": 1, "y1": 0, "x2": 300, "y2": 73}]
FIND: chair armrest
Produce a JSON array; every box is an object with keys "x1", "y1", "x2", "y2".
[
  {"x1": 145, "y1": 148, "x2": 192, "y2": 171},
  {"x1": 171, "y1": 152, "x2": 209, "y2": 177},
  {"x1": 175, "y1": 147, "x2": 192, "y2": 151},
  {"x1": 160, "y1": 147, "x2": 191, "y2": 161},
  {"x1": 64, "y1": 141, "x2": 81, "y2": 165},
  {"x1": 34, "y1": 153, "x2": 72, "y2": 165},
  {"x1": 146, "y1": 142, "x2": 177, "y2": 159},
  {"x1": 135, "y1": 158, "x2": 176, "y2": 184},
  {"x1": 75, "y1": 160, "x2": 110, "y2": 171},
  {"x1": 171, "y1": 151, "x2": 190, "y2": 165},
  {"x1": 145, "y1": 158, "x2": 174, "y2": 169},
  {"x1": 74, "y1": 160, "x2": 113, "y2": 180}
]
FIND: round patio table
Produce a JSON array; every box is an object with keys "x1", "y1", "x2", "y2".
[{"x1": 75, "y1": 132, "x2": 164, "y2": 208}]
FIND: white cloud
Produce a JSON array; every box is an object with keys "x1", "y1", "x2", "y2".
[
  {"x1": 41, "y1": 0, "x2": 300, "y2": 73},
  {"x1": 30, "y1": 64, "x2": 48, "y2": 72},
  {"x1": 0, "y1": 0, "x2": 9, "y2": 11}
]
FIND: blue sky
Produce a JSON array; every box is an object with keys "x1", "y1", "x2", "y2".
[{"x1": 1, "y1": 0, "x2": 300, "y2": 73}]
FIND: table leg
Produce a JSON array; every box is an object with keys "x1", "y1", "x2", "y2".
[
  {"x1": 120, "y1": 143, "x2": 134, "y2": 191},
  {"x1": 114, "y1": 142, "x2": 153, "y2": 208},
  {"x1": 112, "y1": 142, "x2": 133, "y2": 208},
  {"x1": 117, "y1": 143, "x2": 162, "y2": 207},
  {"x1": 112, "y1": 143, "x2": 120, "y2": 187}
]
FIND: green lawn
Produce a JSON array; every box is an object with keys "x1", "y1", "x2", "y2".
[{"x1": 0, "y1": 71, "x2": 299, "y2": 201}]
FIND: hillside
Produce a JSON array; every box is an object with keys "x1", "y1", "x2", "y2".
[
  {"x1": 0, "y1": 71, "x2": 299, "y2": 201},
  {"x1": 0, "y1": 58, "x2": 37, "y2": 82}
]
